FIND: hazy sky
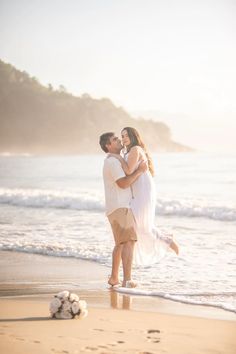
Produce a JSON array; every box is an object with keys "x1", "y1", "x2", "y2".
[{"x1": 0, "y1": 0, "x2": 236, "y2": 152}]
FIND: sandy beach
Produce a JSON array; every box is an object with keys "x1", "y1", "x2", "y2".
[{"x1": 0, "y1": 251, "x2": 236, "y2": 354}]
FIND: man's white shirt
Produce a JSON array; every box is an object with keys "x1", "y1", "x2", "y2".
[{"x1": 103, "y1": 156, "x2": 132, "y2": 216}]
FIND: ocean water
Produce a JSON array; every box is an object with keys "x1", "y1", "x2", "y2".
[{"x1": 0, "y1": 152, "x2": 236, "y2": 314}]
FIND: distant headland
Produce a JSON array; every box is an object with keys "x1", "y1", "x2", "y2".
[{"x1": 0, "y1": 59, "x2": 192, "y2": 154}]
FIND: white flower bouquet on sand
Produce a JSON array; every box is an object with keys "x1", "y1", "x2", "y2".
[{"x1": 49, "y1": 291, "x2": 88, "y2": 319}]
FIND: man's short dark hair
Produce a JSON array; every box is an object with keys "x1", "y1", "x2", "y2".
[{"x1": 99, "y1": 132, "x2": 114, "y2": 153}]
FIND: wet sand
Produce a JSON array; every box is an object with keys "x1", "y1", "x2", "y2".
[{"x1": 0, "y1": 251, "x2": 236, "y2": 353}]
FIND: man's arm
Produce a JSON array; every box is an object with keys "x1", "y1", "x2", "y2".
[{"x1": 116, "y1": 161, "x2": 147, "y2": 189}]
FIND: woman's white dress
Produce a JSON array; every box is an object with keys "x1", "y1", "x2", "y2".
[{"x1": 126, "y1": 151, "x2": 173, "y2": 265}]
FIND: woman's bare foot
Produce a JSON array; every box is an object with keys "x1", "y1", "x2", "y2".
[{"x1": 170, "y1": 240, "x2": 179, "y2": 255}]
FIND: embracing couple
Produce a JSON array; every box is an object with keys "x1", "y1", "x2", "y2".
[{"x1": 99, "y1": 127, "x2": 179, "y2": 288}]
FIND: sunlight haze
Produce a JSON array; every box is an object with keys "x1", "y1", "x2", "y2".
[{"x1": 0, "y1": 0, "x2": 235, "y2": 152}]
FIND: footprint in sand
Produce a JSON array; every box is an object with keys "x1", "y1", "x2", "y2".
[
  {"x1": 106, "y1": 341, "x2": 125, "y2": 348},
  {"x1": 147, "y1": 329, "x2": 160, "y2": 334},
  {"x1": 50, "y1": 349, "x2": 66, "y2": 353},
  {"x1": 146, "y1": 329, "x2": 161, "y2": 343},
  {"x1": 84, "y1": 346, "x2": 98, "y2": 351},
  {"x1": 107, "y1": 343, "x2": 116, "y2": 347},
  {"x1": 84, "y1": 339, "x2": 126, "y2": 352}
]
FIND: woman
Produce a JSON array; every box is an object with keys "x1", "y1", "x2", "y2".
[{"x1": 109, "y1": 127, "x2": 179, "y2": 265}]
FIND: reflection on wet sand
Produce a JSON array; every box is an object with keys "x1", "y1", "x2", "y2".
[{"x1": 110, "y1": 290, "x2": 132, "y2": 310}]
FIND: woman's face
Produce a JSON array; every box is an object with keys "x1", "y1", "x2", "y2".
[{"x1": 121, "y1": 129, "x2": 131, "y2": 147}]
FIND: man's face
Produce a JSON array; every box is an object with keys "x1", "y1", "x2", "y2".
[{"x1": 106, "y1": 135, "x2": 122, "y2": 153}]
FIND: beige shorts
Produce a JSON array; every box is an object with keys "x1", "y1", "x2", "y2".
[{"x1": 107, "y1": 208, "x2": 137, "y2": 246}]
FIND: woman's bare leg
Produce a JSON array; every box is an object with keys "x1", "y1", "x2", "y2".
[{"x1": 170, "y1": 239, "x2": 179, "y2": 255}]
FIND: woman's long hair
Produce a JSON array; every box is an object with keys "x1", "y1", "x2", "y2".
[{"x1": 122, "y1": 127, "x2": 155, "y2": 176}]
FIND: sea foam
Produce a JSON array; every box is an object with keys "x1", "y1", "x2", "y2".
[
  {"x1": 0, "y1": 188, "x2": 235, "y2": 222},
  {"x1": 115, "y1": 287, "x2": 236, "y2": 314}
]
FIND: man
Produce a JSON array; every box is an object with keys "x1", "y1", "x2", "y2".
[{"x1": 99, "y1": 132, "x2": 147, "y2": 288}]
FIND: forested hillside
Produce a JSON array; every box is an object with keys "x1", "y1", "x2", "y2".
[{"x1": 0, "y1": 60, "x2": 191, "y2": 154}]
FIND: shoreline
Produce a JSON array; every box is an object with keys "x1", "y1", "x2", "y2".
[
  {"x1": 1, "y1": 250, "x2": 235, "y2": 321},
  {"x1": 1, "y1": 250, "x2": 236, "y2": 353}
]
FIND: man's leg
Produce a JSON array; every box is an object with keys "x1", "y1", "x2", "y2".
[
  {"x1": 107, "y1": 208, "x2": 137, "y2": 287},
  {"x1": 108, "y1": 244, "x2": 123, "y2": 286},
  {"x1": 121, "y1": 240, "x2": 135, "y2": 286}
]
